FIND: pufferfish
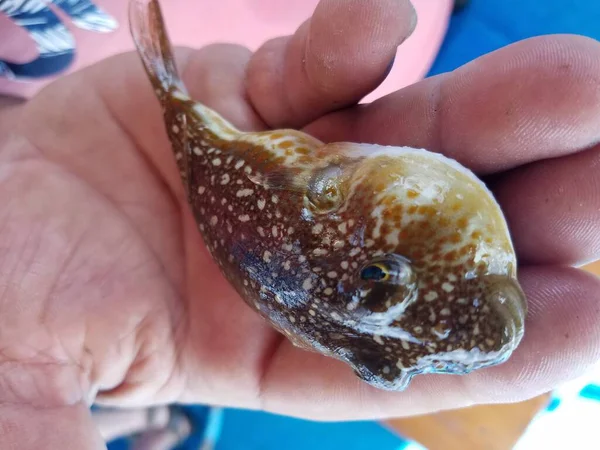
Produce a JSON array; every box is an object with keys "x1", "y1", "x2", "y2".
[{"x1": 129, "y1": 0, "x2": 526, "y2": 391}]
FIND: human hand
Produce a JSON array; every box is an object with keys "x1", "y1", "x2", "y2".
[{"x1": 0, "y1": 0, "x2": 599, "y2": 447}]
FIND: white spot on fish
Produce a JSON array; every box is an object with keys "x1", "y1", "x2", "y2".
[
  {"x1": 238, "y1": 214, "x2": 250, "y2": 222},
  {"x1": 442, "y1": 282, "x2": 455, "y2": 293},
  {"x1": 424, "y1": 291, "x2": 438, "y2": 302},
  {"x1": 386, "y1": 233, "x2": 399, "y2": 246},
  {"x1": 236, "y1": 188, "x2": 254, "y2": 197},
  {"x1": 302, "y1": 278, "x2": 313, "y2": 291},
  {"x1": 212, "y1": 158, "x2": 222, "y2": 166}
]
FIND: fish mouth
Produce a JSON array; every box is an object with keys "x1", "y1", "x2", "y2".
[
  {"x1": 416, "y1": 349, "x2": 508, "y2": 376},
  {"x1": 489, "y1": 275, "x2": 527, "y2": 350},
  {"x1": 433, "y1": 276, "x2": 528, "y2": 375},
  {"x1": 430, "y1": 277, "x2": 527, "y2": 375}
]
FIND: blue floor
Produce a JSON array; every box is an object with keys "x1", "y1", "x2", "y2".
[
  {"x1": 106, "y1": 407, "x2": 412, "y2": 450},
  {"x1": 214, "y1": 410, "x2": 409, "y2": 450},
  {"x1": 108, "y1": 1, "x2": 600, "y2": 449}
]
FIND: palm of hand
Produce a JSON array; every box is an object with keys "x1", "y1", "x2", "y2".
[
  {"x1": 1, "y1": 0, "x2": 599, "y2": 423},
  {"x1": 0, "y1": 52, "x2": 279, "y2": 411}
]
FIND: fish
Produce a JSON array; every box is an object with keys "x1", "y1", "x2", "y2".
[{"x1": 128, "y1": 0, "x2": 527, "y2": 391}]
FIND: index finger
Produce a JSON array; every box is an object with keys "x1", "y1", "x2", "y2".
[{"x1": 306, "y1": 34, "x2": 600, "y2": 174}]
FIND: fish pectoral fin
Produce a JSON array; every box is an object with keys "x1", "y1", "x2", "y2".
[{"x1": 246, "y1": 168, "x2": 309, "y2": 194}]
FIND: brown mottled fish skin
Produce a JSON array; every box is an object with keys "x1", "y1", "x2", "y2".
[{"x1": 129, "y1": 0, "x2": 527, "y2": 391}]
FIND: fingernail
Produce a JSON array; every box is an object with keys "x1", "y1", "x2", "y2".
[
  {"x1": 399, "y1": 3, "x2": 418, "y2": 46},
  {"x1": 383, "y1": 55, "x2": 396, "y2": 79},
  {"x1": 407, "y1": 2, "x2": 418, "y2": 36}
]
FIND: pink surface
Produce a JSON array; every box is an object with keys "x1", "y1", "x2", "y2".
[{"x1": 0, "y1": 0, "x2": 452, "y2": 101}]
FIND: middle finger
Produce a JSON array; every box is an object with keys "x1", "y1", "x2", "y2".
[{"x1": 492, "y1": 143, "x2": 600, "y2": 266}]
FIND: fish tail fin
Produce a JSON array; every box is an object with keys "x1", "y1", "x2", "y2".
[{"x1": 129, "y1": 0, "x2": 187, "y2": 97}]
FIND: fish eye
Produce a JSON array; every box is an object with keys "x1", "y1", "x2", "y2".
[
  {"x1": 356, "y1": 255, "x2": 418, "y2": 315},
  {"x1": 360, "y1": 263, "x2": 390, "y2": 282},
  {"x1": 358, "y1": 255, "x2": 415, "y2": 286}
]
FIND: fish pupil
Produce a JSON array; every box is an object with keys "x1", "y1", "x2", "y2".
[{"x1": 360, "y1": 265, "x2": 387, "y2": 281}]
